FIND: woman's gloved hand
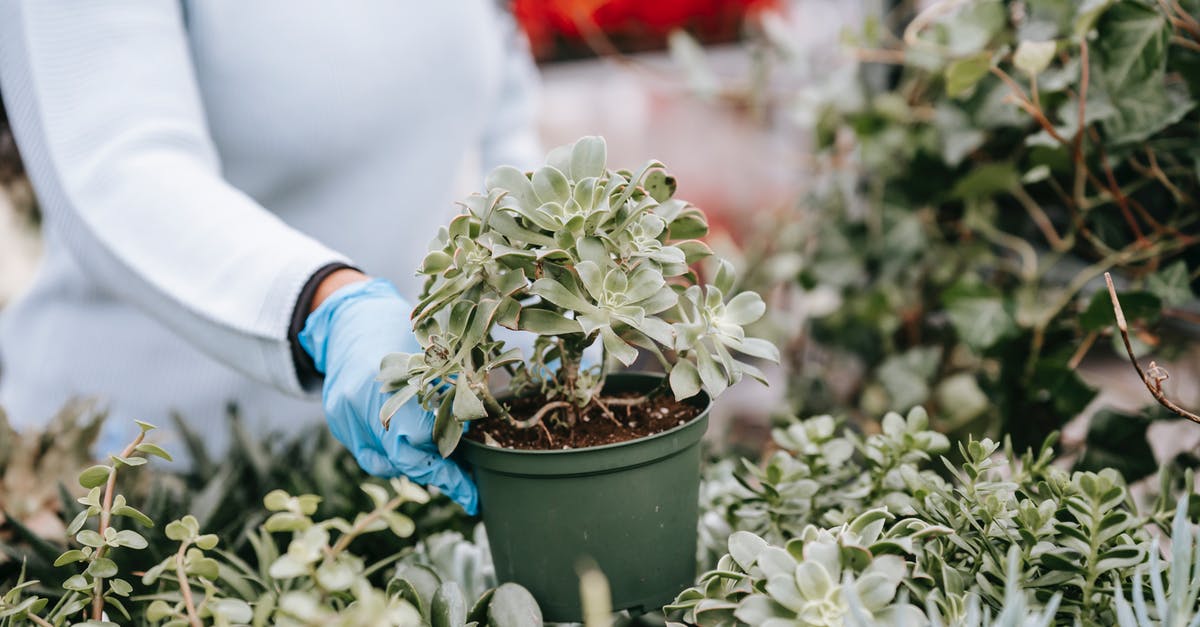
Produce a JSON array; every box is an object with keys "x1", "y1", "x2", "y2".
[{"x1": 299, "y1": 278, "x2": 478, "y2": 514}]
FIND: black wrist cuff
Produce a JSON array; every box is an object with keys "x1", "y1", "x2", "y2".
[{"x1": 289, "y1": 262, "x2": 359, "y2": 390}]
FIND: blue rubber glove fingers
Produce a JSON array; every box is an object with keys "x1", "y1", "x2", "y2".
[
  {"x1": 299, "y1": 279, "x2": 479, "y2": 514},
  {"x1": 368, "y1": 390, "x2": 480, "y2": 515}
]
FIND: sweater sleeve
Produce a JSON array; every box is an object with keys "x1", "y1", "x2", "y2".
[
  {"x1": 480, "y1": 8, "x2": 543, "y2": 173},
  {"x1": 0, "y1": 0, "x2": 347, "y2": 396}
]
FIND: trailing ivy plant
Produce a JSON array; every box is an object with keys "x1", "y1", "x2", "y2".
[
  {"x1": 691, "y1": 408, "x2": 1197, "y2": 625},
  {"x1": 378, "y1": 136, "x2": 778, "y2": 453},
  {"x1": 700, "y1": 0, "x2": 1200, "y2": 466}
]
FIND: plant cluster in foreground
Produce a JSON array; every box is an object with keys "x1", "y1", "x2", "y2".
[
  {"x1": 0, "y1": 423, "x2": 540, "y2": 626},
  {"x1": 685, "y1": 407, "x2": 1200, "y2": 625}
]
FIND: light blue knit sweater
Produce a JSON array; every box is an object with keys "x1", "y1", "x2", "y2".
[{"x1": 0, "y1": 1, "x2": 540, "y2": 452}]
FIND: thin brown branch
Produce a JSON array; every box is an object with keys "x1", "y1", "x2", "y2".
[
  {"x1": 1085, "y1": 132, "x2": 1194, "y2": 245},
  {"x1": 903, "y1": 0, "x2": 968, "y2": 47},
  {"x1": 174, "y1": 541, "x2": 203, "y2": 627},
  {"x1": 524, "y1": 401, "x2": 572, "y2": 428},
  {"x1": 1068, "y1": 330, "x2": 1100, "y2": 370},
  {"x1": 1073, "y1": 39, "x2": 1089, "y2": 159},
  {"x1": 1011, "y1": 184, "x2": 1071, "y2": 251},
  {"x1": 1159, "y1": 0, "x2": 1200, "y2": 38},
  {"x1": 990, "y1": 67, "x2": 1070, "y2": 145},
  {"x1": 1173, "y1": 35, "x2": 1200, "y2": 53},
  {"x1": 1084, "y1": 125, "x2": 1150, "y2": 243},
  {"x1": 538, "y1": 420, "x2": 555, "y2": 447},
  {"x1": 589, "y1": 397, "x2": 624, "y2": 428},
  {"x1": 974, "y1": 219, "x2": 1039, "y2": 280},
  {"x1": 330, "y1": 494, "x2": 405, "y2": 555},
  {"x1": 851, "y1": 48, "x2": 908, "y2": 64},
  {"x1": 1026, "y1": 236, "x2": 1190, "y2": 376},
  {"x1": 1164, "y1": 307, "x2": 1200, "y2": 325},
  {"x1": 1105, "y1": 272, "x2": 1200, "y2": 424},
  {"x1": 27, "y1": 613, "x2": 54, "y2": 627},
  {"x1": 1097, "y1": 145, "x2": 1147, "y2": 243},
  {"x1": 1131, "y1": 148, "x2": 1193, "y2": 204},
  {"x1": 1169, "y1": 0, "x2": 1200, "y2": 37},
  {"x1": 597, "y1": 396, "x2": 650, "y2": 407},
  {"x1": 1045, "y1": 174, "x2": 1103, "y2": 245}
]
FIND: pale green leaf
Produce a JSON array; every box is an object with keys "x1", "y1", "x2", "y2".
[
  {"x1": 76, "y1": 530, "x2": 105, "y2": 548},
  {"x1": 570, "y1": 136, "x2": 607, "y2": 180},
  {"x1": 669, "y1": 359, "x2": 703, "y2": 401},
  {"x1": 134, "y1": 442, "x2": 173, "y2": 462},
  {"x1": 944, "y1": 52, "x2": 992, "y2": 97},
  {"x1": 485, "y1": 166, "x2": 537, "y2": 209},
  {"x1": 532, "y1": 165, "x2": 570, "y2": 204},
  {"x1": 531, "y1": 278, "x2": 594, "y2": 312},
  {"x1": 54, "y1": 549, "x2": 89, "y2": 567},
  {"x1": 724, "y1": 292, "x2": 766, "y2": 326},
  {"x1": 488, "y1": 583, "x2": 543, "y2": 627},
  {"x1": 518, "y1": 308, "x2": 583, "y2": 335},
  {"x1": 695, "y1": 346, "x2": 729, "y2": 397},
  {"x1": 433, "y1": 393, "x2": 463, "y2": 458},
  {"x1": 113, "y1": 530, "x2": 148, "y2": 549},
  {"x1": 86, "y1": 557, "x2": 118, "y2": 579},
  {"x1": 432, "y1": 582, "x2": 467, "y2": 627},
  {"x1": 1014, "y1": 40, "x2": 1057, "y2": 75},
  {"x1": 452, "y1": 378, "x2": 488, "y2": 422},
  {"x1": 78, "y1": 465, "x2": 111, "y2": 489},
  {"x1": 601, "y1": 327, "x2": 638, "y2": 366}
]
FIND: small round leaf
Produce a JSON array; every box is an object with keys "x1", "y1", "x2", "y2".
[{"x1": 78, "y1": 465, "x2": 111, "y2": 489}]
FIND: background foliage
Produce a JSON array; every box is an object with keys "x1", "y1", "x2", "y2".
[{"x1": 724, "y1": 0, "x2": 1200, "y2": 473}]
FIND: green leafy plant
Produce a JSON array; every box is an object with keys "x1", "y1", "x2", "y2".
[
  {"x1": 704, "y1": 408, "x2": 949, "y2": 547},
  {"x1": 51, "y1": 420, "x2": 164, "y2": 624},
  {"x1": 1113, "y1": 490, "x2": 1200, "y2": 627},
  {"x1": 669, "y1": 511, "x2": 931, "y2": 626},
  {"x1": 844, "y1": 546, "x2": 1064, "y2": 627},
  {"x1": 378, "y1": 136, "x2": 778, "y2": 453},
  {"x1": 692, "y1": 408, "x2": 1196, "y2": 625},
  {"x1": 706, "y1": 0, "x2": 1199, "y2": 465},
  {"x1": 1, "y1": 406, "x2": 472, "y2": 616},
  {"x1": 0, "y1": 420, "x2": 541, "y2": 626},
  {"x1": 387, "y1": 565, "x2": 541, "y2": 627}
]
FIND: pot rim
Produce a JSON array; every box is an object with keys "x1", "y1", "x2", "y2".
[{"x1": 460, "y1": 372, "x2": 710, "y2": 456}]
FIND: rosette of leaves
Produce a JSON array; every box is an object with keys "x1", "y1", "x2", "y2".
[
  {"x1": 668, "y1": 509, "x2": 933, "y2": 626},
  {"x1": 399, "y1": 524, "x2": 494, "y2": 604},
  {"x1": 387, "y1": 565, "x2": 541, "y2": 627},
  {"x1": 379, "y1": 136, "x2": 778, "y2": 454}
]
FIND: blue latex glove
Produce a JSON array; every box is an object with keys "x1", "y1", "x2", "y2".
[{"x1": 299, "y1": 279, "x2": 478, "y2": 514}]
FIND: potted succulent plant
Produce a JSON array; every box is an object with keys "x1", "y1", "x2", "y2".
[{"x1": 377, "y1": 136, "x2": 777, "y2": 621}]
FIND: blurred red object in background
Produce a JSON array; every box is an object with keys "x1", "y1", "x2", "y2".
[{"x1": 512, "y1": 0, "x2": 780, "y2": 62}]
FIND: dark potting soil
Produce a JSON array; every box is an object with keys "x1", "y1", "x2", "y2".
[{"x1": 466, "y1": 392, "x2": 703, "y2": 450}]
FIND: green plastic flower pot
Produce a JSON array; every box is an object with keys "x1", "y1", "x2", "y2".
[{"x1": 460, "y1": 373, "x2": 709, "y2": 623}]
